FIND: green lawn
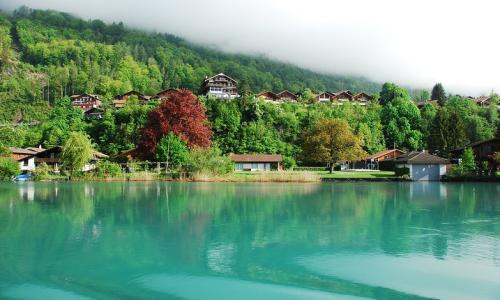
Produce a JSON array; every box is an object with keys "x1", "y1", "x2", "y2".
[{"x1": 316, "y1": 171, "x2": 396, "y2": 179}]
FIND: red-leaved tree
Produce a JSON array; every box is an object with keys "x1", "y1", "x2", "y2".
[{"x1": 136, "y1": 90, "x2": 212, "y2": 160}]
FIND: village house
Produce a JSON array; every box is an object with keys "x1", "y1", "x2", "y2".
[
  {"x1": 332, "y1": 90, "x2": 353, "y2": 104},
  {"x1": 451, "y1": 138, "x2": 500, "y2": 172},
  {"x1": 33, "y1": 146, "x2": 109, "y2": 172},
  {"x1": 393, "y1": 151, "x2": 449, "y2": 181},
  {"x1": 256, "y1": 90, "x2": 299, "y2": 102},
  {"x1": 316, "y1": 91, "x2": 371, "y2": 105},
  {"x1": 276, "y1": 90, "x2": 298, "y2": 102},
  {"x1": 112, "y1": 91, "x2": 151, "y2": 109},
  {"x1": 201, "y1": 73, "x2": 239, "y2": 99},
  {"x1": 352, "y1": 92, "x2": 373, "y2": 105},
  {"x1": 9, "y1": 147, "x2": 38, "y2": 172},
  {"x1": 355, "y1": 149, "x2": 406, "y2": 170},
  {"x1": 84, "y1": 107, "x2": 104, "y2": 119},
  {"x1": 317, "y1": 92, "x2": 336, "y2": 103},
  {"x1": 474, "y1": 96, "x2": 492, "y2": 107},
  {"x1": 256, "y1": 91, "x2": 279, "y2": 101},
  {"x1": 151, "y1": 88, "x2": 180, "y2": 101},
  {"x1": 70, "y1": 94, "x2": 102, "y2": 111},
  {"x1": 229, "y1": 154, "x2": 283, "y2": 171}
]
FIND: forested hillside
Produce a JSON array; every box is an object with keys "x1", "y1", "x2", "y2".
[
  {"x1": 0, "y1": 7, "x2": 498, "y2": 168},
  {"x1": 0, "y1": 7, "x2": 379, "y2": 121}
]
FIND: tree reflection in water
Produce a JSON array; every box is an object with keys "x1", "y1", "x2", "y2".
[{"x1": 0, "y1": 182, "x2": 498, "y2": 299}]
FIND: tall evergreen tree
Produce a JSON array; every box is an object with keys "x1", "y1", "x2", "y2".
[
  {"x1": 428, "y1": 108, "x2": 468, "y2": 156},
  {"x1": 431, "y1": 83, "x2": 447, "y2": 106}
]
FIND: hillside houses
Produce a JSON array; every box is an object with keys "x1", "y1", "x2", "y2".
[
  {"x1": 201, "y1": 73, "x2": 239, "y2": 99},
  {"x1": 70, "y1": 94, "x2": 102, "y2": 111},
  {"x1": 257, "y1": 90, "x2": 299, "y2": 102},
  {"x1": 316, "y1": 90, "x2": 372, "y2": 105},
  {"x1": 416, "y1": 96, "x2": 498, "y2": 109},
  {"x1": 112, "y1": 91, "x2": 151, "y2": 108}
]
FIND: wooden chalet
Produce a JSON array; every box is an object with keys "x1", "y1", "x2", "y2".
[
  {"x1": 201, "y1": 73, "x2": 239, "y2": 99},
  {"x1": 355, "y1": 149, "x2": 406, "y2": 170},
  {"x1": 353, "y1": 92, "x2": 373, "y2": 105},
  {"x1": 276, "y1": 90, "x2": 298, "y2": 101},
  {"x1": 317, "y1": 92, "x2": 336, "y2": 103},
  {"x1": 256, "y1": 91, "x2": 279, "y2": 101},
  {"x1": 331, "y1": 91, "x2": 353, "y2": 103},
  {"x1": 451, "y1": 138, "x2": 500, "y2": 172},
  {"x1": 34, "y1": 146, "x2": 109, "y2": 172},
  {"x1": 151, "y1": 88, "x2": 180, "y2": 100},
  {"x1": 230, "y1": 154, "x2": 283, "y2": 171},
  {"x1": 474, "y1": 96, "x2": 491, "y2": 107},
  {"x1": 70, "y1": 94, "x2": 102, "y2": 111},
  {"x1": 112, "y1": 91, "x2": 151, "y2": 109},
  {"x1": 8, "y1": 147, "x2": 39, "y2": 172},
  {"x1": 84, "y1": 107, "x2": 104, "y2": 119}
]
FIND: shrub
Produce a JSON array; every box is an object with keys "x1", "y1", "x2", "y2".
[
  {"x1": 185, "y1": 147, "x2": 233, "y2": 176},
  {"x1": 94, "y1": 160, "x2": 122, "y2": 178},
  {"x1": 460, "y1": 148, "x2": 476, "y2": 175},
  {"x1": 0, "y1": 157, "x2": 20, "y2": 181},
  {"x1": 395, "y1": 167, "x2": 410, "y2": 177},
  {"x1": 282, "y1": 156, "x2": 296, "y2": 170},
  {"x1": 378, "y1": 160, "x2": 395, "y2": 171},
  {"x1": 33, "y1": 162, "x2": 51, "y2": 180}
]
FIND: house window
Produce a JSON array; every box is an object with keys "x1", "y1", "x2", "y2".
[{"x1": 23, "y1": 159, "x2": 29, "y2": 166}]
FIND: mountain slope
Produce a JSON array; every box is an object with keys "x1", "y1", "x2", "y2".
[{"x1": 2, "y1": 7, "x2": 380, "y2": 100}]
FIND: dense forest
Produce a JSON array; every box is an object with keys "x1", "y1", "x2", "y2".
[{"x1": 0, "y1": 7, "x2": 498, "y2": 168}]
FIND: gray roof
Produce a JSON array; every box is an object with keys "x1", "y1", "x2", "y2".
[{"x1": 394, "y1": 151, "x2": 449, "y2": 165}]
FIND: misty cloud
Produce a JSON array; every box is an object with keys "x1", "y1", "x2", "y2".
[{"x1": 2, "y1": 0, "x2": 499, "y2": 95}]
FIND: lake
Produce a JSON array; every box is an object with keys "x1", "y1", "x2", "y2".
[{"x1": 0, "y1": 182, "x2": 499, "y2": 299}]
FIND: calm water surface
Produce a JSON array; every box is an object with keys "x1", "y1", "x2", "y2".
[{"x1": 0, "y1": 182, "x2": 499, "y2": 299}]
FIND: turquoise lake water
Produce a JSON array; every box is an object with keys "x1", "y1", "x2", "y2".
[{"x1": 0, "y1": 182, "x2": 499, "y2": 299}]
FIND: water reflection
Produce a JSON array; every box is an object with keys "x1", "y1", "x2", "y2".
[{"x1": 0, "y1": 182, "x2": 498, "y2": 299}]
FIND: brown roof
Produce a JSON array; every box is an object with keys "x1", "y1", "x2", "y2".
[
  {"x1": 395, "y1": 151, "x2": 449, "y2": 165},
  {"x1": 8, "y1": 147, "x2": 38, "y2": 155},
  {"x1": 229, "y1": 154, "x2": 282, "y2": 163},
  {"x1": 276, "y1": 90, "x2": 298, "y2": 100},
  {"x1": 365, "y1": 149, "x2": 405, "y2": 160},
  {"x1": 25, "y1": 147, "x2": 46, "y2": 153},
  {"x1": 257, "y1": 91, "x2": 279, "y2": 100},
  {"x1": 451, "y1": 138, "x2": 500, "y2": 153},
  {"x1": 353, "y1": 92, "x2": 373, "y2": 101},
  {"x1": 474, "y1": 96, "x2": 490, "y2": 103}
]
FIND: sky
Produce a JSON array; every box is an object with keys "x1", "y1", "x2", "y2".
[{"x1": 2, "y1": 0, "x2": 499, "y2": 95}]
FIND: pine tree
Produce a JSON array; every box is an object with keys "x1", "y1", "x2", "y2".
[{"x1": 431, "y1": 83, "x2": 447, "y2": 106}]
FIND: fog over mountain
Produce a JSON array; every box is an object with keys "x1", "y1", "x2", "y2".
[{"x1": 2, "y1": 0, "x2": 499, "y2": 95}]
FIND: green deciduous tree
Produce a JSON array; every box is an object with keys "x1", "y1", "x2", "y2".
[
  {"x1": 156, "y1": 132, "x2": 189, "y2": 170},
  {"x1": 61, "y1": 132, "x2": 94, "y2": 178},
  {"x1": 379, "y1": 82, "x2": 410, "y2": 106},
  {"x1": 0, "y1": 157, "x2": 20, "y2": 180},
  {"x1": 301, "y1": 118, "x2": 366, "y2": 172},
  {"x1": 381, "y1": 95, "x2": 423, "y2": 150}
]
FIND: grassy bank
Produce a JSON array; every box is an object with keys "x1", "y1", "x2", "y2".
[
  {"x1": 317, "y1": 171, "x2": 396, "y2": 179},
  {"x1": 27, "y1": 170, "x2": 398, "y2": 183}
]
